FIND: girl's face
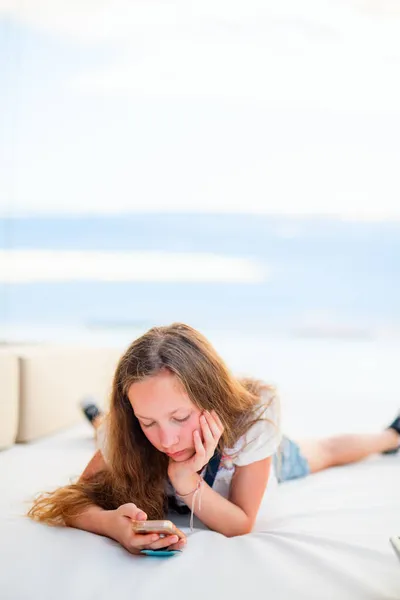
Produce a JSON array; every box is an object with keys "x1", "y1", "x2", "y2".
[{"x1": 127, "y1": 369, "x2": 202, "y2": 462}]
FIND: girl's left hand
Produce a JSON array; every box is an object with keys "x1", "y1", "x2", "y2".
[{"x1": 168, "y1": 410, "x2": 224, "y2": 492}]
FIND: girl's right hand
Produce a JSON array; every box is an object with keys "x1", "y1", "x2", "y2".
[{"x1": 109, "y1": 503, "x2": 186, "y2": 555}]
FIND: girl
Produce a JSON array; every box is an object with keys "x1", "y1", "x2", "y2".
[{"x1": 28, "y1": 323, "x2": 400, "y2": 555}]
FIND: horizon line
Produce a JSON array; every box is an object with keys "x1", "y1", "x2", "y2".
[{"x1": 0, "y1": 210, "x2": 399, "y2": 223}]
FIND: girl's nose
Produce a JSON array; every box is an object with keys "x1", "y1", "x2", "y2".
[{"x1": 160, "y1": 427, "x2": 179, "y2": 450}]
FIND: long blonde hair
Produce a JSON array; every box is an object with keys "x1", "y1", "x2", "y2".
[{"x1": 27, "y1": 323, "x2": 276, "y2": 525}]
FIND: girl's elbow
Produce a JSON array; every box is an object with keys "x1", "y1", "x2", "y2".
[{"x1": 224, "y1": 518, "x2": 255, "y2": 538}]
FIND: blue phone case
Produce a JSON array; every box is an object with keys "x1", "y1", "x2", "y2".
[{"x1": 140, "y1": 549, "x2": 181, "y2": 557}]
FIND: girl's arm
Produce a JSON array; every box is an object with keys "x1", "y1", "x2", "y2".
[
  {"x1": 66, "y1": 503, "x2": 116, "y2": 535},
  {"x1": 79, "y1": 449, "x2": 107, "y2": 481},
  {"x1": 175, "y1": 457, "x2": 272, "y2": 537},
  {"x1": 66, "y1": 450, "x2": 112, "y2": 532},
  {"x1": 68, "y1": 452, "x2": 186, "y2": 552}
]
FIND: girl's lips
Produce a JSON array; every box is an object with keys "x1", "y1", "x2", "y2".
[{"x1": 167, "y1": 449, "x2": 187, "y2": 458}]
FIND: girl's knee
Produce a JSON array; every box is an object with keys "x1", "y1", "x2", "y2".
[
  {"x1": 319, "y1": 437, "x2": 341, "y2": 466},
  {"x1": 297, "y1": 438, "x2": 337, "y2": 473}
]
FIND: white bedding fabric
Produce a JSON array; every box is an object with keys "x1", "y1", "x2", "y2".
[{"x1": 0, "y1": 422, "x2": 399, "y2": 600}]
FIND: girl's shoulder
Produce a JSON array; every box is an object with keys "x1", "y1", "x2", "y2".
[
  {"x1": 222, "y1": 388, "x2": 282, "y2": 469},
  {"x1": 257, "y1": 386, "x2": 280, "y2": 428}
]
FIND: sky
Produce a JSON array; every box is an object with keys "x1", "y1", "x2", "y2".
[{"x1": 1, "y1": 0, "x2": 400, "y2": 219}]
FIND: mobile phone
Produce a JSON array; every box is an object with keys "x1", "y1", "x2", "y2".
[
  {"x1": 390, "y1": 536, "x2": 400, "y2": 562},
  {"x1": 140, "y1": 550, "x2": 182, "y2": 557},
  {"x1": 131, "y1": 519, "x2": 185, "y2": 539}
]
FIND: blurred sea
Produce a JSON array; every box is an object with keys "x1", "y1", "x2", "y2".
[
  {"x1": 1, "y1": 213, "x2": 399, "y2": 339},
  {"x1": 1, "y1": 213, "x2": 399, "y2": 435}
]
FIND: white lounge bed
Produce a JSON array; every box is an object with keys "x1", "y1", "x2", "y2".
[{"x1": 1, "y1": 421, "x2": 399, "y2": 600}]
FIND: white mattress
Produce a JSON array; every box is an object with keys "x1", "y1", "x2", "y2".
[{"x1": 1, "y1": 422, "x2": 400, "y2": 600}]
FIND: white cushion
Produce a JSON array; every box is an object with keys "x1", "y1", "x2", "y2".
[
  {"x1": 0, "y1": 351, "x2": 19, "y2": 450},
  {"x1": 0, "y1": 423, "x2": 399, "y2": 600},
  {"x1": 14, "y1": 346, "x2": 122, "y2": 442}
]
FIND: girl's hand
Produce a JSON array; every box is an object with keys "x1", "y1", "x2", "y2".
[
  {"x1": 168, "y1": 410, "x2": 224, "y2": 493},
  {"x1": 109, "y1": 503, "x2": 186, "y2": 554}
]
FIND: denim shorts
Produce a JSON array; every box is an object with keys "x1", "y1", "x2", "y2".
[{"x1": 273, "y1": 436, "x2": 310, "y2": 483}]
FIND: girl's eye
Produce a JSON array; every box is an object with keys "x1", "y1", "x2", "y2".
[
  {"x1": 174, "y1": 416, "x2": 190, "y2": 423},
  {"x1": 141, "y1": 422, "x2": 155, "y2": 428}
]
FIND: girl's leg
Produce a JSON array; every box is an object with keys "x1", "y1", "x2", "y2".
[{"x1": 296, "y1": 428, "x2": 400, "y2": 474}]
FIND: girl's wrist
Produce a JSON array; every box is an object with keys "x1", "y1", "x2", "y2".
[
  {"x1": 99, "y1": 509, "x2": 119, "y2": 540},
  {"x1": 172, "y1": 473, "x2": 201, "y2": 497}
]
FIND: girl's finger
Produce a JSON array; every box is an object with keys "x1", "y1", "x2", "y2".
[
  {"x1": 193, "y1": 429, "x2": 206, "y2": 465},
  {"x1": 204, "y1": 411, "x2": 223, "y2": 440},
  {"x1": 169, "y1": 537, "x2": 186, "y2": 551},
  {"x1": 133, "y1": 533, "x2": 160, "y2": 548},
  {"x1": 146, "y1": 535, "x2": 179, "y2": 550},
  {"x1": 210, "y1": 410, "x2": 224, "y2": 433},
  {"x1": 200, "y1": 417, "x2": 217, "y2": 463},
  {"x1": 200, "y1": 414, "x2": 215, "y2": 448}
]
